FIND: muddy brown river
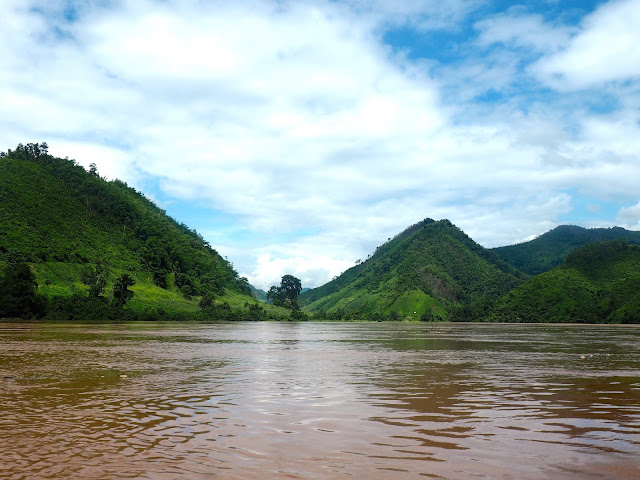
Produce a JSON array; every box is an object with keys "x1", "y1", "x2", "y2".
[{"x1": 1, "y1": 322, "x2": 639, "y2": 479}]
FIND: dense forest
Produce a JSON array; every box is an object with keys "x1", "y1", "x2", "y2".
[
  {"x1": 492, "y1": 225, "x2": 640, "y2": 275},
  {"x1": 491, "y1": 240, "x2": 640, "y2": 324},
  {"x1": 0, "y1": 143, "x2": 290, "y2": 321},
  {"x1": 300, "y1": 220, "x2": 640, "y2": 324},
  {"x1": 2, "y1": 143, "x2": 638, "y2": 323}
]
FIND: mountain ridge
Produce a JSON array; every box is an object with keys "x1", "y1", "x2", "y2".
[
  {"x1": 492, "y1": 224, "x2": 640, "y2": 275},
  {"x1": 300, "y1": 218, "x2": 524, "y2": 320},
  {"x1": 491, "y1": 239, "x2": 640, "y2": 323},
  {"x1": 3, "y1": 143, "x2": 639, "y2": 323}
]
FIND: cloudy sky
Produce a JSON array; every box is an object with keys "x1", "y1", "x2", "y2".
[{"x1": 2, "y1": 0, "x2": 640, "y2": 289}]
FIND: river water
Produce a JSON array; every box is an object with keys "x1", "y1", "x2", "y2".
[{"x1": 1, "y1": 322, "x2": 639, "y2": 479}]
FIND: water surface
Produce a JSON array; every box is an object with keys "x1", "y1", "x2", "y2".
[{"x1": 1, "y1": 322, "x2": 639, "y2": 479}]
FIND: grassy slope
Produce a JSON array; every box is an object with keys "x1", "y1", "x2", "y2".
[
  {"x1": 300, "y1": 219, "x2": 524, "y2": 319},
  {"x1": 491, "y1": 240, "x2": 640, "y2": 323},
  {"x1": 0, "y1": 145, "x2": 289, "y2": 319},
  {"x1": 30, "y1": 263, "x2": 199, "y2": 313},
  {"x1": 0, "y1": 156, "x2": 136, "y2": 266},
  {"x1": 492, "y1": 225, "x2": 640, "y2": 275}
]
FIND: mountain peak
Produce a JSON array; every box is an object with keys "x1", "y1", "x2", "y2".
[{"x1": 300, "y1": 219, "x2": 522, "y2": 321}]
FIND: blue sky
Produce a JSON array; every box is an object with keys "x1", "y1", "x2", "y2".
[{"x1": 1, "y1": 0, "x2": 640, "y2": 289}]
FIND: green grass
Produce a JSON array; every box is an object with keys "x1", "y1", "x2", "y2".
[
  {"x1": 29, "y1": 261, "x2": 294, "y2": 319},
  {"x1": 386, "y1": 290, "x2": 446, "y2": 320}
]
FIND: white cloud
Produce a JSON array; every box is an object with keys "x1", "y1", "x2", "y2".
[
  {"x1": 346, "y1": 0, "x2": 480, "y2": 30},
  {"x1": 476, "y1": 11, "x2": 573, "y2": 53},
  {"x1": 617, "y1": 201, "x2": 640, "y2": 230},
  {"x1": 535, "y1": 0, "x2": 640, "y2": 89},
  {"x1": 248, "y1": 252, "x2": 354, "y2": 291},
  {"x1": 47, "y1": 142, "x2": 139, "y2": 182},
  {"x1": 1, "y1": 0, "x2": 639, "y2": 288}
]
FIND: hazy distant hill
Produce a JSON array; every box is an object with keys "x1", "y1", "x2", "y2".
[
  {"x1": 249, "y1": 285, "x2": 268, "y2": 302},
  {"x1": 299, "y1": 219, "x2": 524, "y2": 320},
  {"x1": 0, "y1": 143, "x2": 275, "y2": 319},
  {"x1": 492, "y1": 240, "x2": 640, "y2": 323},
  {"x1": 492, "y1": 225, "x2": 640, "y2": 275}
]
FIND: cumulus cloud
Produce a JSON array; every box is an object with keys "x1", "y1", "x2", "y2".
[
  {"x1": 1, "y1": 0, "x2": 639, "y2": 288},
  {"x1": 617, "y1": 202, "x2": 640, "y2": 230},
  {"x1": 535, "y1": 0, "x2": 640, "y2": 89}
]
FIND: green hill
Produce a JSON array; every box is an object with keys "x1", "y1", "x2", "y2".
[
  {"x1": 492, "y1": 225, "x2": 640, "y2": 275},
  {"x1": 299, "y1": 219, "x2": 525, "y2": 320},
  {"x1": 0, "y1": 143, "x2": 286, "y2": 320},
  {"x1": 491, "y1": 240, "x2": 640, "y2": 324}
]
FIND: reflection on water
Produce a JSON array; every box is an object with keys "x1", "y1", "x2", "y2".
[{"x1": 1, "y1": 322, "x2": 639, "y2": 479}]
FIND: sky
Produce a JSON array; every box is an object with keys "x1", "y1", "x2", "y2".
[{"x1": 1, "y1": 0, "x2": 640, "y2": 290}]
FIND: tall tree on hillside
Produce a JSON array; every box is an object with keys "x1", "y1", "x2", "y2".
[
  {"x1": 266, "y1": 286, "x2": 280, "y2": 306},
  {"x1": 266, "y1": 275, "x2": 302, "y2": 309},
  {"x1": 81, "y1": 263, "x2": 108, "y2": 298},
  {"x1": 280, "y1": 275, "x2": 302, "y2": 304},
  {"x1": 0, "y1": 263, "x2": 46, "y2": 319},
  {"x1": 112, "y1": 273, "x2": 135, "y2": 308}
]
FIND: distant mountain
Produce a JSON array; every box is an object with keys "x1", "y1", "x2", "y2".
[
  {"x1": 299, "y1": 219, "x2": 525, "y2": 320},
  {"x1": 491, "y1": 240, "x2": 640, "y2": 323},
  {"x1": 492, "y1": 225, "x2": 640, "y2": 275},
  {"x1": 249, "y1": 285, "x2": 268, "y2": 302}
]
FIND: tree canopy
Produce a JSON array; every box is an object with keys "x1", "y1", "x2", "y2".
[
  {"x1": 266, "y1": 274, "x2": 302, "y2": 309},
  {"x1": 0, "y1": 262, "x2": 46, "y2": 319}
]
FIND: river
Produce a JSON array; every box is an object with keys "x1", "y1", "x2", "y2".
[{"x1": 1, "y1": 322, "x2": 639, "y2": 479}]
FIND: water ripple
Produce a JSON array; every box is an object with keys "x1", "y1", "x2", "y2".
[{"x1": 1, "y1": 322, "x2": 639, "y2": 479}]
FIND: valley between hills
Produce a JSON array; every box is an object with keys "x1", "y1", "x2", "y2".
[{"x1": 2, "y1": 143, "x2": 639, "y2": 323}]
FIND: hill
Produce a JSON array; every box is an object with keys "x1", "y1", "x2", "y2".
[
  {"x1": 491, "y1": 240, "x2": 640, "y2": 323},
  {"x1": 492, "y1": 225, "x2": 640, "y2": 275},
  {"x1": 299, "y1": 219, "x2": 525, "y2": 320},
  {"x1": 0, "y1": 142, "x2": 286, "y2": 320}
]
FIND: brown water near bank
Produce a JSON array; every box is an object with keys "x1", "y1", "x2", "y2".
[{"x1": 1, "y1": 322, "x2": 639, "y2": 479}]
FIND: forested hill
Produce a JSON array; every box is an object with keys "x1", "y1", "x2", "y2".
[
  {"x1": 492, "y1": 240, "x2": 640, "y2": 323},
  {"x1": 492, "y1": 225, "x2": 640, "y2": 275},
  {"x1": 299, "y1": 219, "x2": 525, "y2": 320},
  {"x1": 0, "y1": 143, "x2": 256, "y2": 318}
]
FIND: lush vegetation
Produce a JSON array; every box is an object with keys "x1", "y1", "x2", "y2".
[
  {"x1": 491, "y1": 240, "x2": 640, "y2": 323},
  {"x1": 2, "y1": 143, "x2": 639, "y2": 324},
  {"x1": 492, "y1": 225, "x2": 640, "y2": 275},
  {"x1": 299, "y1": 219, "x2": 525, "y2": 321},
  {"x1": 0, "y1": 143, "x2": 290, "y2": 321}
]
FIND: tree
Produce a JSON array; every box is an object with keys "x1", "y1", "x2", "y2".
[
  {"x1": 112, "y1": 273, "x2": 135, "y2": 307},
  {"x1": 0, "y1": 263, "x2": 46, "y2": 319},
  {"x1": 81, "y1": 263, "x2": 108, "y2": 298},
  {"x1": 266, "y1": 275, "x2": 302, "y2": 309},
  {"x1": 199, "y1": 291, "x2": 216, "y2": 309},
  {"x1": 181, "y1": 284, "x2": 192, "y2": 300},
  {"x1": 152, "y1": 268, "x2": 168, "y2": 289},
  {"x1": 279, "y1": 275, "x2": 302, "y2": 303},
  {"x1": 266, "y1": 285, "x2": 281, "y2": 306}
]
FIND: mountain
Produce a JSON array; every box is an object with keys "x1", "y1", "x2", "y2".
[
  {"x1": 491, "y1": 240, "x2": 640, "y2": 324},
  {"x1": 492, "y1": 225, "x2": 640, "y2": 275},
  {"x1": 249, "y1": 285, "x2": 268, "y2": 302},
  {"x1": 299, "y1": 219, "x2": 525, "y2": 320},
  {"x1": 0, "y1": 142, "x2": 284, "y2": 320}
]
